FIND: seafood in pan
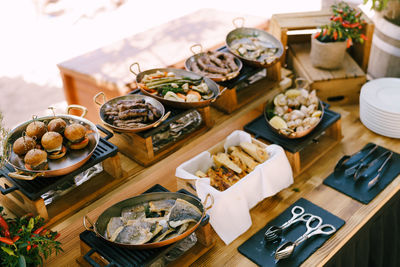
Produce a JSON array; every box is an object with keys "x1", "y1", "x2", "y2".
[
  {"x1": 138, "y1": 71, "x2": 214, "y2": 103},
  {"x1": 103, "y1": 98, "x2": 162, "y2": 129},
  {"x1": 188, "y1": 50, "x2": 241, "y2": 81},
  {"x1": 268, "y1": 86, "x2": 322, "y2": 137},
  {"x1": 105, "y1": 198, "x2": 202, "y2": 245},
  {"x1": 230, "y1": 36, "x2": 279, "y2": 64}
]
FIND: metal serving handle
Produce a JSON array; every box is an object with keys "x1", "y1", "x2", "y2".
[
  {"x1": 152, "y1": 111, "x2": 171, "y2": 128},
  {"x1": 67, "y1": 104, "x2": 88, "y2": 117},
  {"x1": 190, "y1": 44, "x2": 204, "y2": 55},
  {"x1": 7, "y1": 171, "x2": 44, "y2": 181},
  {"x1": 129, "y1": 62, "x2": 141, "y2": 76},
  {"x1": 93, "y1": 92, "x2": 107, "y2": 106},
  {"x1": 83, "y1": 248, "x2": 115, "y2": 267},
  {"x1": 211, "y1": 87, "x2": 227, "y2": 103},
  {"x1": 280, "y1": 206, "x2": 305, "y2": 229},
  {"x1": 296, "y1": 223, "x2": 336, "y2": 246},
  {"x1": 232, "y1": 17, "x2": 245, "y2": 28},
  {"x1": 202, "y1": 193, "x2": 214, "y2": 211},
  {"x1": 282, "y1": 213, "x2": 313, "y2": 230},
  {"x1": 83, "y1": 215, "x2": 100, "y2": 236},
  {"x1": 294, "y1": 77, "x2": 310, "y2": 90},
  {"x1": 293, "y1": 215, "x2": 323, "y2": 245}
]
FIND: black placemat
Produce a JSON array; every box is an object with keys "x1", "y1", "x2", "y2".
[
  {"x1": 238, "y1": 198, "x2": 345, "y2": 267},
  {"x1": 323, "y1": 143, "x2": 400, "y2": 204},
  {"x1": 243, "y1": 108, "x2": 341, "y2": 154}
]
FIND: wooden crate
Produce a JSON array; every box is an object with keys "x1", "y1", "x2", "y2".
[
  {"x1": 287, "y1": 43, "x2": 367, "y2": 105},
  {"x1": 0, "y1": 154, "x2": 124, "y2": 227},
  {"x1": 110, "y1": 106, "x2": 213, "y2": 167},
  {"x1": 269, "y1": 10, "x2": 373, "y2": 106},
  {"x1": 177, "y1": 136, "x2": 268, "y2": 195}
]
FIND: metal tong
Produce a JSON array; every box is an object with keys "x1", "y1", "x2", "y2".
[
  {"x1": 274, "y1": 215, "x2": 336, "y2": 260},
  {"x1": 357, "y1": 151, "x2": 393, "y2": 189},
  {"x1": 341, "y1": 144, "x2": 378, "y2": 178},
  {"x1": 264, "y1": 206, "x2": 312, "y2": 242}
]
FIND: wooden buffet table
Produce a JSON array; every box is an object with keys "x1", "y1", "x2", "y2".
[{"x1": 43, "y1": 83, "x2": 400, "y2": 266}]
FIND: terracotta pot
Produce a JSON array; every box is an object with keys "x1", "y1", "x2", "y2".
[{"x1": 310, "y1": 34, "x2": 347, "y2": 70}]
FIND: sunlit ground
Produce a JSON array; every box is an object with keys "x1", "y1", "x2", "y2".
[{"x1": 1, "y1": 0, "x2": 348, "y2": 129}]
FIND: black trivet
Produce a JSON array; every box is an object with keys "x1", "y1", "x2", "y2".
[
  {"x1": 238, "y1": 198, "x2": 345, "y2": 267},
  {"x1": 0, "y1": 125, "x2": 118, "y2": 200},
  {"x1": 80, "y1": 184, "x2": 209, "y2": 267},
  {"x1": 323, "y1": 143, "x2": 400, "y2": 204},
  {"x1": 216, "y1": 46, "x2": 265, "y2": 89},
  {"x1": 244, "y1": 106, "x2": 341, "y2": 154}
]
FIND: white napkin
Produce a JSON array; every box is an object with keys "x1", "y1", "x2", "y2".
[{"x1": 175, "y1": 130, "x2": 293, "y2": 244}]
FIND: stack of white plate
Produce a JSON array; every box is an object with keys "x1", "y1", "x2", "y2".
[{"x1": 360, "y1": 78, "x2": 400, "y2": 138}]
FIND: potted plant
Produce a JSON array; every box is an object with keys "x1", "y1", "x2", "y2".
[
  {"x1": 0, "y1": 207, "x2": 63, "y2": 267},
  {"x1": 364, "y1": 0, "x2": 400, "y2": 78},
  {"x1": 310, "y1": 1, "x2": 368, "y2": 69}
]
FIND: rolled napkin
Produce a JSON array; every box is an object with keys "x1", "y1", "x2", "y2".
[{"x1": 175, "y1": 130, "x2": 293, "y2": 244}]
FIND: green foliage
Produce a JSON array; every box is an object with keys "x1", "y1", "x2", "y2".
[
  {"x1": 364, "y1": 0, "x2": 390, "y2": 11},
  {"x1": 0, "y1": 208, "x2": 63, "y2": 267},
  {"x1": 315, "y1": 2, "x2": 367, "y2": 46}
]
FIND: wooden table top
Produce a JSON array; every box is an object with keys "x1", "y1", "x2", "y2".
[{"x1": 43, "y1": 83, "x2": 400, "y2": 266}]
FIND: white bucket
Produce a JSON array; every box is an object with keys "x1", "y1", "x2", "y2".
[{"x1": 368, "y1": 14, "x2": 400, "y2": 78}]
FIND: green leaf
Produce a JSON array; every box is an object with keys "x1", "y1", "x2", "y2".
[
  {"x1": 18, "y1": 255, "x2": 26, "y2": 267},
  {"x1": 1, "y1": 246, "x2": 15, "y2": 256}
]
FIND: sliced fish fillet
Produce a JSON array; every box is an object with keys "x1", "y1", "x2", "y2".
[
  {"x1": 106, "y1": 217, "x2": 125, "y2": 240},
  {"x1": 168, "y1": 198, "x2": 202, "y2": 228},
  {"x1": 149, "y1": 199, "x2": 175, "y2": 214},
  {"x1": 115, "y1": 220, "x2": 155, "y2": 245},
  {"x1": 121, "y1": 204, "x2": 146, "y2": 220}
]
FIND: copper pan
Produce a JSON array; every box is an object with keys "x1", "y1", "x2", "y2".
[
  {"x1": 225, "y1": 17, "x2": 284, "y2": 68},
  {"x1": 5, "y1": 105, "x2": 100, "y2": 180},
  {"x1": 94, "y1": 92, "x2": 170, "y2": 133},
  {"x1": 263, "y1": 78, "x2": 325, "y2": 139},
  {"x1": 83, "y1": 192, "x2": 213, "y2": 249},
  {"x1": 130, "y1": 63, "x2": 226, "y2": 109},
  {"x1": 184, "y1": 44, "x2": 243, "y2": 82}
]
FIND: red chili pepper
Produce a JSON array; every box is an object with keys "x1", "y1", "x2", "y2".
[
  {"x1": 360, "y1": 34, "x2": 368, "y2": 40},
  {"x1": 17, "y1": 229, "x2": 22, "y2": 234},
  {"x1": 333, "y1": 16, "x2": 343, "y2": 22},
  {"x1": 314, "y1": 31, "x2": 321, "y2": 39},
  {"x1": 323, "y1": 28, "x2": 328, "y2": 36},
  {"x1": 350, "y1": 22, "x2": 360, "y2": 28},
  {"x1": 12, "y1": 236, "x2": 20, "y2": 242},
  {"x1": 3, "y1": 229, "x2": 11, "y2": 238},
  {"x1": 333, "y1": 31, "x2": 338, "y2": 40},
  {"x1": 32, "y1": 244, "x2": 38, "y2": 249},
  {"x1": 0, "y1": 216, "x2": 9, "y2": 231},
  {"x1": 0, "y1": 237, "x2": 14, "y2": 245},
  {"x1": 33, "y1": 226, "x2": 44, "y2": 235},
  {"x1": 347, "y1": 38, "x2": 353, "y2": 48},
  {"x1": 27, "y1": 245, "x2": 31, "y2": 251}
]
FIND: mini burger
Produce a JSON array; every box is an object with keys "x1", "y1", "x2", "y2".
[
  {"x1": 24, "y1": 149, "x2": 48, "y2": 170},
  {"x1": 26, "y1": 121, "x2": 47, "y2": 140},
  {"x1": 41, "y1": 132, "x2": 66, "y2": 159},
  {"x1": 13, "y1": 136, "x2": 36, "y2": 156},
  {"x1": 47, "y1": 118, "x2": 67, "y2": 134},
  {"x1": 64, "y1": 123, "x2": 89, "y2": 150}
]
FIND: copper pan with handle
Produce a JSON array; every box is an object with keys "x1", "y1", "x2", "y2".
[
  {"x1": 4, "y1": 105, "x2": 100, "y2": 180},
  {"x1": 83, "y1": 192, "x2": 213, "y2": 249}
]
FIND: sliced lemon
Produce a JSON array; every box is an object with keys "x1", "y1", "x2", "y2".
[
  {"x1": 269, "y1": 116, "x2": 287, "y2": 130},
  {"x1": 285, "y1": 89, "x2": 301, "y2": 98}
]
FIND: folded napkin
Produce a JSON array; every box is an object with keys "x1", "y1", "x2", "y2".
[{"x1": 175, "y1": 130, "x2": 293, "y2": 244}]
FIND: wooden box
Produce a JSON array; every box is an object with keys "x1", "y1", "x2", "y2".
[
  {"x1": 110, "y1": 106, "x2": 213, "y2": 167},
  {"x1": 0, "y1": 154, "x2": 124, "y2": 227},
  {"x1": 270, "y1": 10, "x2": 374, "y2": 105},
  {"x1": 177, "y1": 135, "x2": 268, "y2": 195}
]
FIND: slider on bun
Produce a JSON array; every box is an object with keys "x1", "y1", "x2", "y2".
[
  {"x1": 47, "y1": 118, "x2": 67, "y2": 134},
  {"x1": 26, "y1": 121, "x2": 46, "y2": 140},
  {"x1": 41, "y1": 132, "x2": 66, "y2": 159},
  {"x1": 64, "y1": 123, "x2": 89, "y2": 150},
  {"x1": 13, "y1": 136, "x2": 36, "y2": 156},
  {"x1": 24, "y1": 149, "x2": 48, "y2": 170}
]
